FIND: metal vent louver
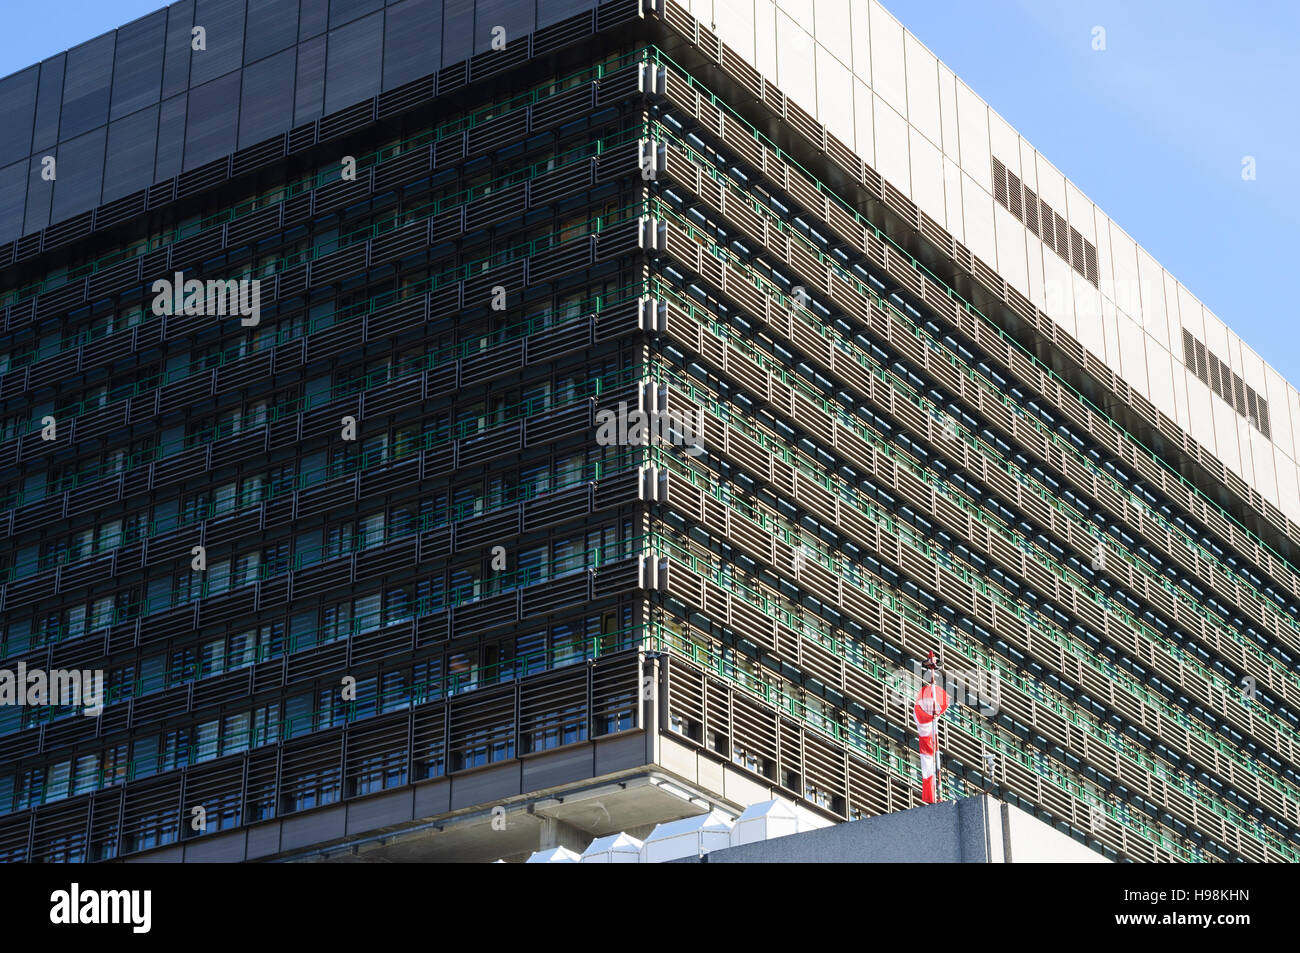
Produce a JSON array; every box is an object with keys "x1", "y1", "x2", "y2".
[
  {"x1": 1182, "y1": 327, "x2": 1271, "y2": 438},
  {"x1": 989, "y1": 154, "x2": 1098, "y2": 288}
]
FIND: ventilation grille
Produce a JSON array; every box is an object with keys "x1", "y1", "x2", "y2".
[
  {"x1": 992, "y1": 156, "x2": 1098, "y2": 287},
  {"x1": 1181, "y1": 329, "x2": 1271, "y2": 439}
]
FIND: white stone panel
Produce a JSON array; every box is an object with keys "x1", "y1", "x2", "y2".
[
  {"x1": 910, "y1": 127, "x2": 945, "y2": 225},
  {"x1": 955, "y1": 81, "x2": 990, "y2": 191},
  {"x1": 868, "y1": 0, "x2": 907, "y2": 115},
  {"x1": 873, "y1": 95, "x2": 910, "y2": 193},
  {"x1": 776, "y1": 11, "x2": 816, "y2": 113},
  {"x1": 1065, "y1": 182, "x2": 1095, "y2": 243},
  {"x1": 988, "y1": 112, "x2": 1020, "y2": 177},
  {"x1": 1074, "y1": 278, "x2": 1104, "y2": 358},
  {"x1": 993, "y1": 204, "x2": 1028, "y2": 297},
  {"x1": 904, "y1": 33, "x2": 940, "y2": 146},
  {"x1": 961, "y1": 170, "x2": 996, "y2": 266},
  {"x1": 814, "y1": 0, "x2": 852, "y2": 66},
  {"x1": 817, "y1": 45, "x2": 856, "y2": 147},
  {"x1": 1213, "y1": 397, "x2": 1241, "y2": 473},
  {"x1": 938, "y1": 63, "x2": 959, "y2": 160},
  {"x1": 942, "y1": 154, "x2": 962, "y2": 239},
  {"x1": 1147, "y1": 342, "x2": 1176, "y2": 419},
  {"x1": 714, "y1": 0, "x2": 756, "y2": 60},
  {"x1": 1186, "y1": 376, "x2": 1217, "y2": 452},
  {"x1": 1042, "y1": 252, "x2": 1075, "y2": 337},
  {"x1": 754, "y1": 0, "x2": 777, "y2": 78},
  {"x1": 854, "y1": 79, "x2": 875, "y2": 167},
  {"x1": 850, "y1": 0, "x2": 871, "y2": 79}
]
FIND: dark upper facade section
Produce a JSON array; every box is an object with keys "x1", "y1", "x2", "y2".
[{"x1": 0, "y1": 0, "x2": 600, "y2": 244}]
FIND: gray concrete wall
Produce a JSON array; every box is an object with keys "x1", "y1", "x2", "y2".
[{"x1": 677, "y1": 796, "x2": 1003, "y2": 863}]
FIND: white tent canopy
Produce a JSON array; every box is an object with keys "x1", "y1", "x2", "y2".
[
  {"x1": 525, "y1": 846, "x2": 582, "y2": 863},
  {"x1": 640, "y1": 810, "x2": 733, "y2": 863},
  {"x1": 730, "y1": 797, "x2": 801, "y2": 847},
  {"x1": 580, "y1": 832, "x2": 644, "y2": 863}
]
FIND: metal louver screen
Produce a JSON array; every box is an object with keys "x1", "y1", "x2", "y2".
[
  {"x1": 1054, "y1": 212, "x2": 1069, "y2": 261},
  {"x1": 989, "y1": 154, "x2": 1098, "y2": 288},
  {"x1": 1183, "y1": 327, "x2": 1272, "y2": 438},
  {"x1": 1256, "y1": 394, "x2": 1272, "y2": 439},
  {"x1": 1070, "y1": 228, "x2": 1086, "y2": 277}
]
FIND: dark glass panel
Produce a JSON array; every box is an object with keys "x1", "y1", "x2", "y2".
[
  {"x1": 537, "y1": 0, "x2": 593, "y2": 28},
  {"x1": 184, "y1": 71, "x2": 241, "y2": 170},
  {"x1": 323, "y1": 11, "x2": 383, "y2": 115},
  {"x1": 441, "y1": 0, "x2": 473, "y2": 65},
  {"x1": 300, "y1": 0, "x2": 329, "y2": 40},
  {"x1": 51, "y1": 127, "x2": 106, "y2": 223},
  {"x1": 110, "y1": 11, "x2": 167, "y2": 122},
  {"x1": 103, "y1": 105, "x2": 159, "y2": 203},
  {"x1": 382, "y1": 0, "x2": 442, "y2": 91},
  {"x1": 59, "y1": 34, "x2": 115, "y2": 141},
  {"x1": 0, "y1": 67, "x2": 38, "y2": 167},
  {"x1": 162, "y1": 0, "x2": 196, "y2": 98},
  {"x1": 474, "y1": 0, "x2": 533, "y2": 54},
  {"x1": 246, "y1": 0, "x2": 300, "y2": 63},
  {"x1": 239, "y1": 48, "x2": 295, "y2": 148},
  {"x1": 32, "y1": 55, "x2": 66, "y2": 153},
  {"x1": 0, "y1": 160, "x2": 28, "y2": 244},
  {"x1": 293, "y1": 35, "x2": 326, "y2": 125},
  {"x1": 155, "y1": 93, "x2": 188, "y2": 181},
  {"x1": 23, "y1": 155, "x2": 51, "y2": 235},
  {"x1": 330, "y1": 0, "x2": 384, "y2": 29},
  {"x1": 190, "y1": 0, "x2": 247, "y2": 86}
]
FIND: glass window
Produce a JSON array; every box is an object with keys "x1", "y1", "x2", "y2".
[
  {"x1": 382, "y1": 0, "x2": 441, "y2": 91},
  {"x1": 775, "y1": 10, "x2": 815, "y2": 114},
  {"x1": 59, "y1": 33, "x2": 115, "y2": 141},
  {"x1": 110, "y1": 11, "x2": 167, "y2": 121},
  {"x1": 323, "y1": 11, "x2": 383, "y2": 114}
]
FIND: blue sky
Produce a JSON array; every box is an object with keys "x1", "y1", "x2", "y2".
[{"x1": 3, "y1": 0, "x2": 1298, "y2": 384}]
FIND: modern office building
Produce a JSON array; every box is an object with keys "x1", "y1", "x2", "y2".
[{"x1": 0, "y1": 0, "x2": 1298, "y2": 864}]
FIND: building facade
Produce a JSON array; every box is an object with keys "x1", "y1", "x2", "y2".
[{"x1": 0, "y1": 0, "x2": 1298, "y2": 863}]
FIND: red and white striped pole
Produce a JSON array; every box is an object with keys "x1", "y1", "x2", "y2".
[{"x1": 914, "y1": 651, "x2": 951, "y2": 804}]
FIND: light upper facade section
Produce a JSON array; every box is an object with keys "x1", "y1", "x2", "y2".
[{"x1": 689, "y1": 0, "x2": 1300, "y2": 523}]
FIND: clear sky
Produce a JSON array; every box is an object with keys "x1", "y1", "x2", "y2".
[{"x1": 2, "y1": 0, "x2": 1297, "y2": 385}]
